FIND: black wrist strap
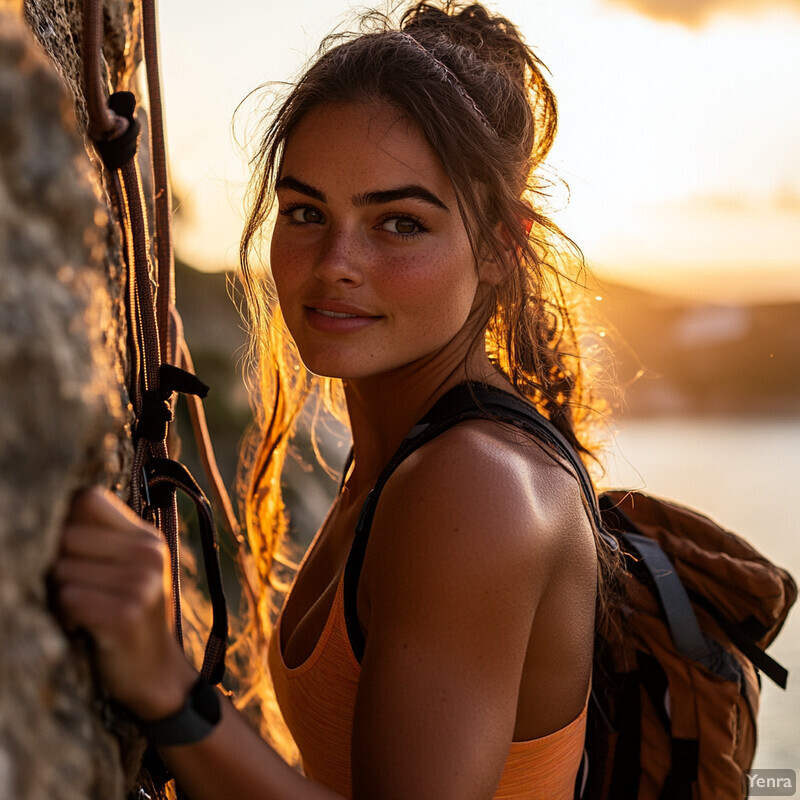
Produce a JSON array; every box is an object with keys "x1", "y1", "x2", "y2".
[{"x1": 136, "y1": 677, "x2": 221, "y2": 748}]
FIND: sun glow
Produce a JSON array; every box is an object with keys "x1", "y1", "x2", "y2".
[{"x1": 158, "y1": 0, "x2": 800, "y2": 301}]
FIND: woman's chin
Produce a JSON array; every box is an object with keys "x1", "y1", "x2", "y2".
[
  {"x1": 299, "y1": 355, "x2": 372, "y2": 381},
  {"x1": 299, "y1": 353, "x2": 403, "y2": 382}
]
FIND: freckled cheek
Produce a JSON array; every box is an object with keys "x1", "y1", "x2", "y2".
[
  {"x1": 269, "y1": 239, "x2": 306, "y2": 300},
  {"x1": 378, "y1": 255, "x2": 478, "y2": 327}
]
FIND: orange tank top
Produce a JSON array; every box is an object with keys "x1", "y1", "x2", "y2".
[{"x1": 268, "y1": 565, "x2": 588, "y2": 799}]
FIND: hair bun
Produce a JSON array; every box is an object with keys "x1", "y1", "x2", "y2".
[{"x1": 401, "y1": 2, "x2": 530, "y2": 86}]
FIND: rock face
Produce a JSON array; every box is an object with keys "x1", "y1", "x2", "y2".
[
  {"x1": 23, "y1": 0, "x2": 140, "y2": 135},
  {"x1": 0, "y1": 3, "x2": 139, "y2": 798}
]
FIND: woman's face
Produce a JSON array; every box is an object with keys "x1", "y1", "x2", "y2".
[{"x1": 270, "y1": 101, "x2": 497, "y2": 380}]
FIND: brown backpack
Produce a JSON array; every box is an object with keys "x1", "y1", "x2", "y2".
[
  {"x1": 343, "y1": 382, "x2": 797, "y2": 800},
  {"x1": 582, "y1": 491, "x2": 797, "y2": 800}
]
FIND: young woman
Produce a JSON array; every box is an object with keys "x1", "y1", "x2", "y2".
[{"x1": 54, "y1": 3, "x2": 615, "y2": 798}]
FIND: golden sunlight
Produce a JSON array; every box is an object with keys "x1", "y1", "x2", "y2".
[{"x1": 157, "y1": 0, "x2": 800, "y2": 302}]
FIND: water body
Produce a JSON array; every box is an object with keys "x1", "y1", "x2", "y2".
[{"x1": 603, "y1": 418, "x2": 800, "y2": 769}]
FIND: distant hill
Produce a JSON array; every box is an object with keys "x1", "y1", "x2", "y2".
[{"x1": 596, "y1": 279, "x2": 800, "y2": 417}]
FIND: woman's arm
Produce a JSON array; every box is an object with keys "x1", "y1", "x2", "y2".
[
  {"x1": 156, "y1": 700, "x2": 343, "y2": 800},
  {"x1": 53, "y1": 488, "x2": 345, "y2": 800}
]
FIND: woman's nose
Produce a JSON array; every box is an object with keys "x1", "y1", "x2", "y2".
[{"x1": 313, "y1": 225, "x2": 365, "y2": 286}]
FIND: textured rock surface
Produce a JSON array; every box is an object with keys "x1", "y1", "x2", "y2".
[
  {"x1": 23, "y1": 0, "x2": 140, "y2": 135},
  {"x1": 0, "y1": 4, "x2": 139, "y2": 798}
]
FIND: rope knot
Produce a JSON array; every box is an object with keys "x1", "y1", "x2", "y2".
[
  {"x1": 93, "y1": 92, "x2": 140, "y2": 169},
  {"x1": 136, "y1": 387, "x2": 173, "y2": 442}
]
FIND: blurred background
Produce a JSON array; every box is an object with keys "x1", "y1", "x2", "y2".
[{"x1": 156, "y1": 0, "x2": 800, "y2": 770}]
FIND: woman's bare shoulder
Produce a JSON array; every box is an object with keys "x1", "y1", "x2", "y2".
[
  {"x1": 364, "y1": 417, "x2": 592, "y2": 600},
  {"x1": 392, "y1": 417, "x2": 588, "y2": 531}
]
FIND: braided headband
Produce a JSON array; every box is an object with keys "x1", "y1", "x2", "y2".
[{"x1": 393, "y1": 31, "x2": 495, "y2": 135}]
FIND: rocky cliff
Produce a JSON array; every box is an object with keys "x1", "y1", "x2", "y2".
[{"x1": 1, "y1": 3, "x2": 142, "y2": 797}]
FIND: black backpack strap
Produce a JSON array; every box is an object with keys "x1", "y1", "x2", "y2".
[
  {"x1": 686, "y1": 591, "x2": 789, "y2": 689},
  {"x1": 605, "y1": 669, "x2": 643, "y2": 800},
  {"x1": 342, "y1": 381, "x2": 607, "y2": 662},
  {"x1": 659, "y1": 739, "x2": 700, "y2": 800},
  {"x1": 623, "y1": 532, "x2": 713, "y2": 669}
]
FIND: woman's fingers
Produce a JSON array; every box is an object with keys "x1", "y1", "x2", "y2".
[
  {"x1": 60, "y1": 518, "x2": 166, "y2": 564},
  {"x1": 54, "y1": 552, "x2": 165, "y2": 606},
  {"x1": 67, "y1": 485, "x2": 156, "y2": 531},
  {"x1": 57, "y1": 580, "x2": 151, "y2": 644},
  {"x1": 51, "y1": 486, "x2": 190, "y2": 714},
  {"x1": 60, "y1": 488, "x2": 168, "y2": 580},
  {"x1": 56, "y1": 489, "x2": 169, "y2": 632},
  {"x1": 55, "y1": 531, "x2": 168, "y2": 638}
]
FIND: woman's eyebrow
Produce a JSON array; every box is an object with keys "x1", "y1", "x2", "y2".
[
  {"x1": 353, "y1": 185, "x2": 450, "y2": 211},
  {"x1": 275, "y1": 176, "x2": 326, "y2": 202},
  {"x1": 276, "y1": 176, "x2": 450, "y2": 212}
]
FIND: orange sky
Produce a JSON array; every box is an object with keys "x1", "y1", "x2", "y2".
[{"x1": 156, "y1": 0, "x2": 800, "y2": 303}]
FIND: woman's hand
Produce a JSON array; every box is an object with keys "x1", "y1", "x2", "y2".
[
  {"x1": 53, "y1": 489, "x2": 345, "y2": 800},
  {"x1": 52, "y1": 487, "x2": 196, "y2": 719}
]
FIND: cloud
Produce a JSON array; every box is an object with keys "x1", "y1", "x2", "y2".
[
  {"x1": 773, "y1": 186, "x2": 800, "y2": 213},
  {"x1": 684, "y1": 193, "x2": 749, "y2": 214},
  {"x1": 604, "y1": 0, "x2": 800, "y2": 26},
  {"x1": 677, "y1": 190, "x2": 800, "y2": 215}
]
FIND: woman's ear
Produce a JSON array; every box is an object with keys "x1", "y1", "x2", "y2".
[
  {"x1": 478, "y1": 255, "x2": 508, "y2": 287},
  {"x1": 478, "y1": 216, "x2": 532, "y2": 286}
]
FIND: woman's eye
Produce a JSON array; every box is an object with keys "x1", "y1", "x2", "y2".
[
  {"x1": 281, "y1": 206, "x2": 324, "y2": 225},
  {"x1": 381, "y1": 216, "x2": 423, "y2": 236}
]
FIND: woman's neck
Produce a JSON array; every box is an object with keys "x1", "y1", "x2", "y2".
[{"x1": 340, "y1": 346, "x2": 508, "y2": 497}]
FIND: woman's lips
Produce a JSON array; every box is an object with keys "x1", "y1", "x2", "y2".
[{"x1": 304, "y1": 303, "x2": 382, "y2": 334}]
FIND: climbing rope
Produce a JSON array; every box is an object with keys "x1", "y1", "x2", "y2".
[
  {"x1": 81, "y1": 2, "x2": 265, "y2": 795},
  {"x1": 81, "y1": 0, "x2": 258, "y2": 699},
  {"x1": 141, "y1": 0, "x2": 175, "y2": 367}
]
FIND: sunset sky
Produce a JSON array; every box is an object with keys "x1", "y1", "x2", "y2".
[{"x1": 155, "y1": 0, "x2": 800, "y2": 302}]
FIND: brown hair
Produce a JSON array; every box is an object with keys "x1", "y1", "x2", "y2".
[{"x1": 235, "y1": 1, "x2": 616, "y2": 748}]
